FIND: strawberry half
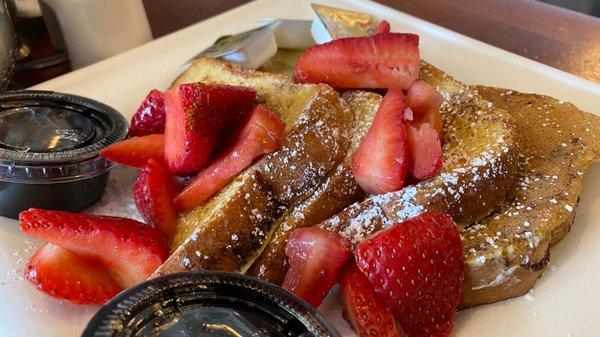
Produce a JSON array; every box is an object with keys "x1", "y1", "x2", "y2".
[
  {"x1": 174, "y1": 105, "x2": 285, "y2": 213},
  {"x1": 282, "y1": 227, "x2": 352, "y2": 307},
  {"x1": 100, "y1": 134, "x2": 164, "y2": 168},
  {"x1": 129, "y1": 89, "x2": 166, "y2": 137},
  {"x1": 373, "y1": 20, "x2": 391, "y2": 35},
  {"x1": 293, "y1": 33, "x2": 420, "y2": 90},
  {"x1": 24, "y1": 243, "x2": 122, "y2": 305},
  {"x1": 405, "y1": 79, "x2": 444, "y2": 122},
  {"x1": 133, "y1": 159, "x2": 181, "y2": 239},
  {"x1": 355, "y1": 212, "x2": 464, "y2": 337},
  {"x1": 416, "y1": 106, "x2": 443, "y2": 136},
  {"x1": 164, "y1": 83, "x2": 257, "y2": 175},
  {"x1": 352, "y1": 88, "x2": 410, "y2": 194},
  {"x1": 19, "y1": 209, "x2": 168, "y2": 288},
  {"x1": 404, "y1": 80, "x2": 444, "y2": 180},
  {"x1": 340, "y1": 263, "x2": 400, "y2": 337},
  {"x1": 407, "y1": 123, "x2": 442, "y2": 181}
]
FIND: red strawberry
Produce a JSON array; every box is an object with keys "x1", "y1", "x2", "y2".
[
  {"x1": 417, "y1": 107, "x2": 443, "y2": 136},
  {"x1": 340, "y1": 263, "x2": 400, "y2": 337},
  {"x1": 404, "y1": 80, "x2": 444, "y2": 181},
  {"x1": 405, "y1": 79, "x2": 444, "y2": 122},
  {"x1": 352, "y1": 88, "x2": 410, "y2": 194},
  {"x1": 355, "y1": 212, "x2": 464, "y2": 337},
  {"x1": 373, "y1": 20, "x2": 391, "y2": 35},
  {"x1": 133, "y1": 159, "x2": 181, "y2": 239},
  {"x1": 129, "y1": 89, "x2": 166, "y2": 137},
  {"x1": 164, "y1": 83, "x2": 257, "y2": 174},
  {"x1": 19, "y1": 209, "x2": 168, "y2": 288},
  {"x1": 282, "y1": 227, "x2": 352, "y2": 307},
  {"x1": 174, "y1": 105, "x2": 284, "y2": 213},
  {"x1": 294, "y1": 33, "x2": 420, "y2": 90},
  {"x1": 100, "y1": 134, "x2": 164, "y2": 168},
  {"x1": 24, "y1": 243, "x2": 122, "y2": 305},
  {"x1": 407, "y1": 123, "x2": 442, "y2": 181}
]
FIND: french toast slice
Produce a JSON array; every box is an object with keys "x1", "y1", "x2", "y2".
[
  {"x1": 247, "y1": 91, "x2": 380, "y2": 282},
  {"x1": 248, "y1": 61, "x2": 519, "y2": 285},
  {"x1": 154, "y1": 58, "x2": 352, "y2": 275},
  {"x1": 320, "y1": 62, "x2": 519, "y2": 244},
  {"x1": 459, "y1": 86, "x2": 600, "y2": 308}
]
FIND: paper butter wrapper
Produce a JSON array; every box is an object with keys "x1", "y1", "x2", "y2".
[
  {"x1": 188, "y1": 23, "x2": 277, "y2": 69},
  {"x1": 260, "y1": 19, "x2": 315, "y2": 49},
  {"x1": 311, "y1": 3, "x2": 378, "y2": 43}
]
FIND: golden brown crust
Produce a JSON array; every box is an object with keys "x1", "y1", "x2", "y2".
[
  {"x1": 154, "y1": 172, "x2": 281, "y2": 276},
  {"x1": 460, "y1": 202, "x2": 578, "y2": 309},
  {"x1": 460, "y1": 247, "x2": 548, "y2": 309},
  {"x1": 255, "y1": 85, "x2": 351, "y2": 206},
  {"x1": 320, "y1": 62, "x2": 519, "y2": 245},
  {"x1": 158, "y1": 58, "x2": 352, "y2": 275},
  {"x1": 459, "y1": 87, "x2": 600, "y2": 308},
  {"x1": 247, "y1": 91, "x2": 380, "y2": 283},
  {"x1": 163, "y1": 56, "x2": 600, "y2": 312}
]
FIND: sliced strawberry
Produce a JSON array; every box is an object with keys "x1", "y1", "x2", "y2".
[
  {"x1": 24, "y1": 243, "x2": 122, "y2": 305},
  {"x1": 174, "y1": 105, "x2": 284, "y2": 213},
  {"x1": 164, "y1": 83, "x2": 257, "y2": 174},
  {"x1": 417, "y1": 107, "x2": 443, "y2": 136},
  {"x1": 352, "y1": 88, "x2": 410, "y2": 194},
  {"x1": 294, "y1": 33, "x2": 420, "y2": 90},
  {"x1": 404, "y1": 80, "x2": 444, "y2": 180},
  {"x1": 407, "y1": 123, "x2": 442, "y2": 181},
  {"x1": 373, "y1": 20, "x2": 391, "y2": 35},
  {"x1": 355, "y1": 212, "x2": 464, "y2": 337},
  {"x1": 133, "y1": 159, "x2": 181, "y2": 239},
  {"x1": 340, "y1": 263, "x2": 400, "y2": 337},
  {"x1": 405, "y1": 79, "x2": 444, "y2": 122},
  {"x1": 19, "y1": 209, "x2": 168, "y2": 288},
  {"x1": 100, "y1": 134, "x2": 164, "y2": 168},
  {"x1": 282, "y1": 227, "x2": 352, "y2": 307},
  {"x1": 129, "y1": 89, "x2": 166, "y2": 137}
]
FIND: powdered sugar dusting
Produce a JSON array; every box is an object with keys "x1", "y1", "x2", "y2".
[{"x1": 325, "y1": 66, "x2": 518, "y2": 248}]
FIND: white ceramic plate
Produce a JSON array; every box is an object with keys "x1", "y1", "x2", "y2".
[{"x1": 0, "y1": 0, "x2": 598, "y2": 336}]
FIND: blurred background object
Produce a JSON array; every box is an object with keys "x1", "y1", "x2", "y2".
[
  {"x1": 2, "y1": 0, "x2": 599, "y2": 88},
  {"x1": 38, "y1": 0, "x2": 152, "y2": 69},
  {"x1": 7, "y1": 0, "x2": 152, "y2": 88},
  {"x1": 11, "y1": 0, "x2": 67, "y2": 74},
  {"x1": 8, "y1": 0, "x2": 68, "y2": 89},
  {"x1": 12, "y1": 0, "x2": 40, "y2": 17},
  {"x1": 0, "y1": 0, "x2": 17, "y2": 89},
  {"x1": 541, "y1": 0, "x2": 600, "y2": 17}
]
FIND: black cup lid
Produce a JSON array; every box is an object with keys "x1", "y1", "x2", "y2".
[
  {"x1": 82, "y1": 272, "x2": 340, "y2": 337},
  {"x1": 0, "y1": 90, "x2": 127, "y2": 183}
]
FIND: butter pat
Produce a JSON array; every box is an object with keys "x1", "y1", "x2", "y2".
[
  {"x1": 191, "y1": 23, "x2": 277, "y2": 69},
  {"x1": 311, "y1": 15, "x2": 333, "y2": 44},
  {"x1": 260, "y1": 19, "x2": 315, "y2": 49}
]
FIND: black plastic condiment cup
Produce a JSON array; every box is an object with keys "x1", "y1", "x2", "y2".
[
  {"x1": 82, "y1": 271, "x2": 341, "y2": 337},
  {"x1": 0, "y1": 90, "x2": 127, "y2": 219}
]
